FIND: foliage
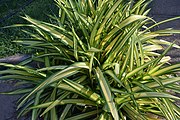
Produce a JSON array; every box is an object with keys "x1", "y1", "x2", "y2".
[
  {"x1": 0, "y1": 0, "x2": 56, "y2": 58},
  {"x1": 0, "y1": 0, "x2": 180, "y2": 120}
]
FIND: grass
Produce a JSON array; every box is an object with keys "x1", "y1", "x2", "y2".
[{"x1": 0, "y1": 0, "x2": 57, "y2": 58}]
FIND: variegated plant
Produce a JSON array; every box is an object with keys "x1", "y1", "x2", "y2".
[{"x1": 0, "y1": 0, "x2": 180, "y2": 120}]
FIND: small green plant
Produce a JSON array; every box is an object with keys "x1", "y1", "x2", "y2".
[
  {"x1": 0, "y1": 0, "x2": 55, "y2": 58},
  {"x1": 0, "y1": 0, "x2": 180, "y2": 120}
]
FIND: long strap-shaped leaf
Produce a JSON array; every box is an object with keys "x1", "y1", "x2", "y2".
[
  {"x1": 17, "y1": 62, "x2": 89, "y2": 109},
  {"x1": 115, "y1": 92, "x2": 180, "y2": 104},
  {"x1": 133, "y1": 77, "x2": 180, "y2": 92},
  {"x1": 89, "y1": 2, "x2": 107, "y2": 46},
  {"x1": 32, "y1": 90, "x2": 43, "y2": 120},
  {"x1": 95, "y1": 67, "x2": 119, "y2": 120},
  {"x1": 22, "y1": 16, "x2": 74, "y2": 47},
  {"x1": 65, "y1": 110, "x2": 102, "y2": 120},
  {"x1": 0, "y1": 63, "x2": 46, "y2": 77},
  {"x1": 124, "y1": 58, "x2": 156, "y2": 80},
  {"x1": 94, "y1": 0, "x2": 122, "y2": 46},
  {"x1": 63, "y1": 78, "x2": 103, "y2": 105},
  {"x1": 100, "y1": 15, "x2": 147, "y2": 49},
  {"x1": 142, "y1": 16, "x2": 180, "y2": 33}
]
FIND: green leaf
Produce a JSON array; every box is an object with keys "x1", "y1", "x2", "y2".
[
  {"x1": 59, "y1": 104, "x2": 72, "y2": 120},
  {"x1": 32, "y1": 90, "x2": 43, "y2": 120},
  {"x1": 63, "y1": 78, "x2": 103, "y2": 105},
  {"x1": 115, "y1": 92, "x2": 180, "y2": 104},
  {"x1": 59, "y1": 94, "x2": 78, "y2": 120},
  {"x1": 41, "y1": 91, "x2": 70, "y2": 116},
  {"x1": 0, "y1": 63, "x2": 46, "y2": 77},
  {"x1": 143, "y1": 16, "x2": 180, "y2": 33},
  {"x1": 17, "y1": 62, "x2": 89, "y2": 109},
  {"x1": 125, "y1": 59, "x2": 156, "y2": 80},
  {"x1": 95, "y1": 67, "x2": 119, "y2": 120},
  {"x1": 95, "y1": 0, "x2": 123, "y2": 46},
  {"x1": 37, "y1": 65, "x2": 67, "y2": 72},
  {"x1": 123, "y1": 104, "x2": 146, "y2": 120},
  {"x1": 150, "y1": 39, "x2": 180, "y2": 49},
  {"x1": 72, "y1": 26, "x2": 87, "y2": 51},
  {"x1": 150, "y1": 64, "x2": 180, "y2": 79},
  {"x1": 23, "y1": 16, "x2": 74, "y2": 47},
  {"x1": 105, "y1": 70, "x2": 123, "y2": 87},
  {"x1": 115, "y1": 15, "x2": 147, "y2": 29},
  {"x1": 99, "y1": 112, "x2": 113, "y2": 120},
  {"x1": 65, "y1": 110, "x2": 101, "y2": 120},
  {"x1": 0, "y1": 88, "x2": 32, "y2": 95},
  {"x1": 89, "y1": 2, "x2": 107, "y2": 46},
  {"x1": 133, "y1": 77, "x2": 180, "y2": 92}
]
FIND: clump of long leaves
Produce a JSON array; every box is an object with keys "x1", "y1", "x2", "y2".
[{"x1": 1, "y1": 0, "x2": 180, "y2": 120}]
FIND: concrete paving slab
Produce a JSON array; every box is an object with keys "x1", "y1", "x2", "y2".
[
  {"x1": 150, "y1": 0, "x2": 180, "y2": 16},
  {"x1": 0, "y1": 82, "x2": 19, "y2": 120},
  {"x1": 149, "y1": 0, "x2": 180, "y2": 64},
  {"x1": 149, "y1": 0, "x2": 180, "y2": 29},
  {"x1": 0, "y1": 82, "x2": 30, "y2": 120}
]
